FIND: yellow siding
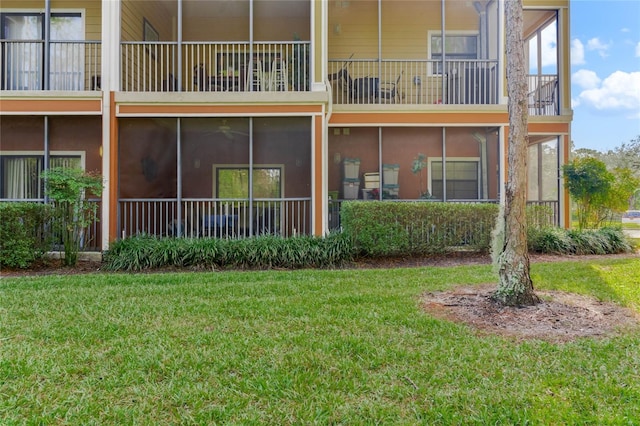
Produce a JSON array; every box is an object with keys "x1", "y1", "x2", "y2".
[
  {"x1": 329, "y1": 1, "x2": 480, "y2": 59},
  {"x1": 121, "y1": 0, "x2": 175, "y2": 42}
]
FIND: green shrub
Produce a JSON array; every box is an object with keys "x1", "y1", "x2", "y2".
[
  {"x1": 596, "y1": 227, "x2": 633, "y2": 253},
  {"x1": 43, "y1": 167, "x2": 103, "y2": 266},
  {"x1": 340, "y1": 201, "x2": 499, "y2": 257},
  {"x1": 0, "y1": 203, "x2": 52, "y2": 269},
  {"x1": 529, "y1": 226, "x2": 632, "y2": 255},
  {"x1": 103, "y1": 232, "x2": 353, "y2": 271}
]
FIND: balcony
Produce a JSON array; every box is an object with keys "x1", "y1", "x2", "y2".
[
  {"x1": 120, "y1": 41, "x2": 310, "y2": 93},
  {"x1": 0, "y1": 40, "x2": 101, "y2": 91},
  {"x1": 328, "y1": 58, "x2": 498, "y2": 106}
]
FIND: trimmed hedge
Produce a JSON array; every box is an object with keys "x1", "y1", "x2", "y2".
[
  {"x1": 0, "y1": 203, "x2": 52, "y2": 269},
  {"x1": 340, "y1": 201, "x2": 499, "y2": 256},
  {"x1": 103, "y1": 232, "x2": 354, "y2": 271}
]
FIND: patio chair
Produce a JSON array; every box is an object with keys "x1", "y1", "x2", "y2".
[
  {"x1": 528, "y1": 78, "x2": 558, "y2": 114},
  {"x1": 378, "y1": 71, "x2": 403, "y2": 104}
]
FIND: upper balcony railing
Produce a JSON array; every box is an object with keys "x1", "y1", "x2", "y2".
[
  {"x1": 527, "y1": 74, "x2": 559, "y2": 116},
  {"x1": 0, "y1": 40, "x2": 101, "y2": 91},
  {"x1": 120, "y1": 41, "x2": 310, "y2": 93},
  {"x1": 328, "y1": 58, "x2": 499, "y2": 106}
]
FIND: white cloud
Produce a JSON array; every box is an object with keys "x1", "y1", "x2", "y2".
[
  {"x1": 540, "y1": 24, "x2": 557, "y2": 68},
  {"x1": 571, "y1": 39, "x2": 585, "y2": 65},
  {"x1": 636, "y1": 42, "x2": 640, "y2": 57},
  {"x1": 576, "y1": 71, "x2": 640, "y2": 115},
  {"x1": 586, "y1": 37, "x2": 611, "y2": 58},
  {"x1": 572, "y1": 69, "x2": 601, "y2": 90}
]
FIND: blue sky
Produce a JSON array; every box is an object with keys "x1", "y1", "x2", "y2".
[{"x1": 569, "y1": 0, "x2": 640, "y2": 152}]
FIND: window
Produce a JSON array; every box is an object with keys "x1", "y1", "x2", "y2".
[
  {"x1": 1, "y1": 154, "x2": 81, "y2": 199},
  {"x1": 430, "y1": 33, "x2": 478, "y2": 74},
  {"x1": 1, "y1": 12, "x2": 83, "y2": 90},
  {"x1": 431, "y1": 160, "x2": 479, "y2": 200},
  {"x1": 215, "y1": 166, "x2": 282, "y2": 199}
]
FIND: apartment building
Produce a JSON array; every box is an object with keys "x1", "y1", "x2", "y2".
[{"x1": 0, "y1": 0, "x2": 571, "y2": 251}]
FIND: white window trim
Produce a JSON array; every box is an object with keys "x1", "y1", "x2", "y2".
[{"x1": 428, "y1": 156, "x2": 480, "y2": 199}]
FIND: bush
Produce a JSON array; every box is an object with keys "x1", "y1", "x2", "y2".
[
  {"x1": 0, "y1": 203, "x2": 52, "y2": 269},
  {"x1": 43, "y1": 167, "x2": 103, "y2": 266},
  {"x1": 103, "y1": 232, "x2": 354, "y2": 271},
  {"x1": 340, "y1": 202, "x2": 499, "y2": 257},
  {"x1": 528, "y1": 226, "x2": 632, "y2": 255}
]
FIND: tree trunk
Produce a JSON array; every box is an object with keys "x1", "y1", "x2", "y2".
[{"x1": 492, "y1": 0, "x2": 540, "y2": 306}]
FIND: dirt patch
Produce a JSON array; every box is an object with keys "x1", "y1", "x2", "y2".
[{"x1": 422, "y1": 284, "x2": 640, "y2": 343}]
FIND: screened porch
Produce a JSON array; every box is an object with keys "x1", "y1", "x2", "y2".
[{"x1": 117, "y1": 116, "x2": 313, "y2": 239}]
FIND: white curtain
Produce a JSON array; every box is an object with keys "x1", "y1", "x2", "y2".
[
  {"x1": 4, "y1": 15, "x2": 43, "y2": 90},
  {"x1": 2, "y1": 156, "x2": 81, "y2": 199},
  {"x1": 4, "y1": 157, "x2": 42, "y2": 199}
]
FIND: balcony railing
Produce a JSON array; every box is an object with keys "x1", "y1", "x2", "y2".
[
  {"x1": 120, "y1": 41, "x2": 310, "y2": 93},
  {"x1": 328, "y1": 59, "x2": 499, "y2": 105},
  {"x1": 118, "y1": 198, "x2": 311, "y2": 239},
  {"x1": 528, "y1": 74, "x2": 559, "y2": 116},
  {"x1": 0, "y1": 40, "x2": 101, "y2": 91}
]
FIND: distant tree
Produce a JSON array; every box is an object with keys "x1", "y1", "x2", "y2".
[
  {"x1": 606, "y1": 168, "x2": 640, "y2": 214},
  {"x1": 562, "y1": 157, "x2": 613, "y2": 229}
]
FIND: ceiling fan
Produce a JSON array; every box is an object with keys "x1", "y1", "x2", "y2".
[{"x1": 215, "y1": 119, "x2": 249, "y2": 140}]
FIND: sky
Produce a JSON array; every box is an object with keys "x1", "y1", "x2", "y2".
[{"x1": 568, "y1": 0, "x2": 640, "y2": 152}]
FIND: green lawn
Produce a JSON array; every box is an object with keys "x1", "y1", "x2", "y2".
[{"x1": 1, "y1": 258, "x2": 639, "y2": 424}]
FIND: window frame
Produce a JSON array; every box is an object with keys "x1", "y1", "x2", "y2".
[
  {"x1": 0, "y1": 150, "x2": 85, "y2": 199},
  {"x1": 0, "y1": 9, "x2": 85, "y2": 90},
  {"x1": 212, "y1": 164, "x2": 285, "y2": 200},
  {"x1": 427, "y1": 30, "x2": 479, "y2": 75},
  {"x1": 428, "y1": 157, "x2": 481, "y2": 200}
]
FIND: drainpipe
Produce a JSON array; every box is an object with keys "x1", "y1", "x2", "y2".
[
  {"x1": 442, "y1": 128, "x2": 447, "y2": 201},
  {"x1": 441, "y1": 0, "x2": 446, "y2": 103},
  {"x1": 248, "y1": 118, "x2": 254, "y2": 236},
  {"x1": 177, "y1": 0, "x2": 182, "y2": 90},
  {"x1": 44, "y1": 116, "x2": 49, "y2": 203},
  {"x1": 177, "y1": 118, "x2": 182, "y2": 237},
  {"x1": 44, "y1": 0, "x2": 51, "y2": 90}
]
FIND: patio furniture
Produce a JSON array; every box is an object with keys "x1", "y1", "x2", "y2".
[
  {"x1": 379, "y1": 71, "x2": 403, "y2": 103},
  {"x1": 202, "y1": 214, "x2": 238, "y2": 238}
]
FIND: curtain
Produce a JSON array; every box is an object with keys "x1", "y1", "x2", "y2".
[{"x1": 4, "y1": 157, "x2": 42, "y2": 199}]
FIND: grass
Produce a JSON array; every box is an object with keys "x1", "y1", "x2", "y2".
[{"x1": 1, "y1": 257, "x2": 639, "y2": 424}]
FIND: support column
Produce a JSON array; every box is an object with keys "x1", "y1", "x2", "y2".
[{"x1": 101, "y1": 0, "x2": 121, "y2": 249}]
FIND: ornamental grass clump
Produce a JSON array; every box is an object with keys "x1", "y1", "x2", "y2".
[{"x1": 103, "y1": 232, "x2": 353, "y2": 271}]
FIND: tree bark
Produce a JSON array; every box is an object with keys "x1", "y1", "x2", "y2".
[{"x1": 493, "y1": 0, "x2": 540, "y2": 306}]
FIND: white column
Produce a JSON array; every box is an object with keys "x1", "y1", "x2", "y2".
[{"x1": 100, "y1": 0, "x2": 121, "y2": 250}]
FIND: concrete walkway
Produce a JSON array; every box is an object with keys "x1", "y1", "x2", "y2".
[{"x1": 623, "y1": 229, "x2": 640, "y2": 239}]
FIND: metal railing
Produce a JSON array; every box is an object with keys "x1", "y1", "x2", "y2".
[
  {"x1": 121, "y1": 41, "x2": 311, "y2": 93},
  {"x1": 118, "y1": 198, "x2": 311, "y2": 239},
  {"x1": 527, "y1": 74, "x2": 559, "y2": 116},
  {"x1": 328, "y1": 59, "x2": 498, "y2": 105},
  {"x1": 1, "y1": 40, "x2": 101, "y2": 91},
  {"x1": 527, "y1": 200, "x2": 559, "y2": 227}
]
